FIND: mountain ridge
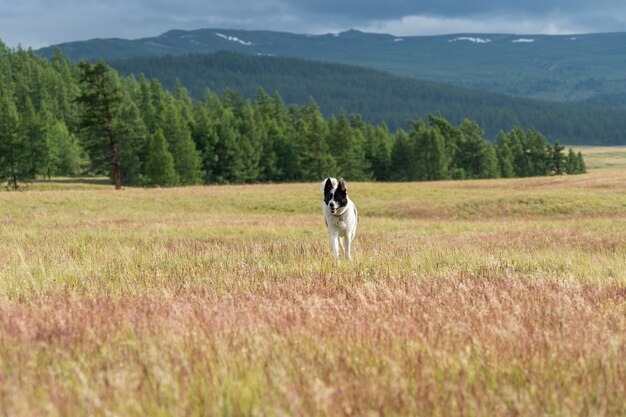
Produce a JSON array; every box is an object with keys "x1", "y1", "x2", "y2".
[{"x1": 37, "y1": 27, "x2": 626, "y2": 104}]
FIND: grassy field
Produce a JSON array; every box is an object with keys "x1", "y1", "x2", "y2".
[
  {"x1": 573, "y1": 146, "x2": 626, "y2": 170},
  {"x1": 1, "y1": 163, "x2": 626, "y2": 415}
]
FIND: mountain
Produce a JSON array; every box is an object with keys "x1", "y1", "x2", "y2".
[
  {"x1": 37, "y1": 28, "x2": 626, "y2": 104},
  {"x1": 109, "y1": 51, "x2": 626, "y2": 145}
]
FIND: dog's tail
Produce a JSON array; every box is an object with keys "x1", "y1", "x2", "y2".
[{"x1": 320, "y1": 177, "x2": 338, "y2": 192}]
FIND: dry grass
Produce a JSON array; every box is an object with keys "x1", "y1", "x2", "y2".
[
  {"x1": 573, "y1": 146, "x2": 626, "y2": 170},
  {"x1": 1, "y1": 164, "x2": 626, "y2": 416}
]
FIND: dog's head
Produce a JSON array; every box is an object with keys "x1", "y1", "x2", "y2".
[{"x1": 321, "y1": 177, "x2": 348, "y2": 215}]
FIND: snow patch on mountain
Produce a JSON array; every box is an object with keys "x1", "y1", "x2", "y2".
[
  {"x1": 448, "y1": 37, "x2": 491, "y2": 44},
  {"x1": 215, "y1": 33, "x2": 252, "y2": 46},
  {"x1": 393, "y1": 38, "x2": 404, "y2": 42}
]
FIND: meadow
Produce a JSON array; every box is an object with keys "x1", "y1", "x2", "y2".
[{"x1": 1, "y1": 154, "x2": 625, "y2": 416}]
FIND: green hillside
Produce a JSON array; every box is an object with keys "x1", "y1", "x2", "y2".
[
  {"x1": 37, "y1": 28, "x2": 626, "y2": 103},
  {"x1": 110, "y1": 51, "x2": 626, "y2": 145}
]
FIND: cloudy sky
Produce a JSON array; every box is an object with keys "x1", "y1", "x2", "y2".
[{"x1": 2, "y1": 0, "x2": 625, "y2": 49}]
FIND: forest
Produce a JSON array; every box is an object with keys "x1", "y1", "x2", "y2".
[
  {"x1": 0, "y1": 45, "x2": 585, "y2": 189},
  {"x1": 109, "y1": 51, "x2": 626, "y2": 145}
]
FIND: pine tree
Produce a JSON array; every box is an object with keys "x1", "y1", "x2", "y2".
[
  {"x1": 20, "y1": 97, "x2": 48, "y2": 179},
  {"x1": 76, "y1": 60, "x2": 123, "y2": 189},
  {"x1": 428, "y1": 114, "x2": 458, "y2": 175},
  {"x1": 458, "y1": 119, "x2": 499, "y2": 179},
  {"x1": 270, "y1": 92, "x2": 300, "y2": 181},
  {"x1": 477, "y1": 142, "x2": 500, "y2": 179},
  {"x1": 190, "y1": 103, "x2": 219, "y2": 182},
  {"x1": 214, "y1": 108, "x2": 246, "y2": 183},
  {"x1": 138, "y1": 75, "x2": 157, "y2": 132},
  {"x1": 577, "y1": 152, "x2": 587, "y2": 174},
  {"x1": 254, "y1": 87, "x2": 281, "y2": 181},
  {"x1": 0, "y1": 91, "x2": 26, "y2": 189},
  {"x1": 116, "y1": 98, "x2": 148, "y2": 186},
  {"x1": 295, "y1": 99, "x2": 336, "y2": 181},
  {"x1": 47, "y1": 121, "x2": 87, "y2": 177},
  {"x1": 507, "y1": 127, "x2": 529, "y2": 177},
  {"x1": 50, "y1": 48, "x2": 79, "y2": 130},
  {"x1": 413, "y1": 123, "x2": 447, "y2": 181},
  {"x1": 159, "y1": 99, "x2": 203, "y2": 185},
  {"x1": 144, "y1": 129, "x2": 178, "y2": 186},
  {"x1": 237, "y1": 102, "x2": 261, "y2": 182},
  {"x1": 363, "y1": 124, "x2": 392, "y2": 181},
  {"x1": 496, "y1": 131, "x2": 515, "y2": 178},
  {"x1": 551, "y1": 141, "x2": 566, "y2": 175},
  {"x1": 565, "y1": 148, "x2": 579, "y2": 174},
  {"x1": 525, "y1": 129, "x2": 550, "y2": 176},
  {"x1": 329, "y1": 110, "x2": 370, "y2": 181},
  {"x1": 389, "y1": 130, "x2": 414, "y2": 181}
]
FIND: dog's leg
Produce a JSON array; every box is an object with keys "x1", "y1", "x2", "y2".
[
  {"x1": 330, "y1": 234, "x2": 340, "y2": 262},
  {"x1": 345, "y1": 235, "x2": 352, "y2": 260}
]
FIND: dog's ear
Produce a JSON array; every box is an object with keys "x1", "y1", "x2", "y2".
[
  {"x1": 339, "y1": 178, "x2": 347, "y2": 192},
  {"x1": 323, "y1": 178, "x2": 333, "y2": 193}
]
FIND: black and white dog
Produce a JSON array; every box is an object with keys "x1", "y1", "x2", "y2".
[{"x1": 321, "y1": 177, "x2": 358, "y2": 261}]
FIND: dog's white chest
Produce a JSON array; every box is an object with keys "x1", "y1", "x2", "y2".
[
  {"x1": 330, "y1": 216, "x2": 347, "y2": 229},
  {"x1": 324, "y1": 202, "x2": 357, "y2": 235}
]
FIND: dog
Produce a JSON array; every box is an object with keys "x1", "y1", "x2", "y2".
[{"x1": 321, "y1": 177, "x2": 358, "y2": 261}]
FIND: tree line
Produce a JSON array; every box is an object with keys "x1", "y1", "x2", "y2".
[
  {"x1": 0, "y1": 45, "x2": 585, "y2": 189},
  {"x1": 109, "y1": 51, "x2": 626, "y2": 145}
]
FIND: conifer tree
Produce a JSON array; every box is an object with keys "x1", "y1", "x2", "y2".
[
  {"x1": 138, "y1": 75, "x2": 157, "y2": 133},
  {"x1": 76, "y1": 60, "x2": 123, "y2": 189},
  {"x1": 565, "y1": 148, "x2": 579, "y2": 174},
  {"x1": 214, "y1": 108, "x2": 246, "y2": 183},
  {"x1": 496, "y1": 131, "x2": 515, "y2": 178},
  {"x1": 144, "y1": 129, "x2": 178, "y2": 186},
  {"x1": 389, "y1": 130, "x2": 414, "y2": 181},
  {"x1": 296, "y1": 99, "x2": 336, "y2": 181},
  {"x1": 237, "y1": 102, "x2": 261, "y2": 182},
  {"x1": 363, "y1": 123, "x2": 392, "y2": 181},
  {"x1": 20, "y1": 97, "x2": 47, "y2": 178},
  {"x1": 551, "y1": 141, "x2": 566, "y2": 175},
  {"x1": 116, "y1": 98, "x2": 148, "y2": 186},
  {"x1": 413, "y1": 122, "x2": 447, "y2": 181},
  {"x1": 190, "y1": 103, "x2": 219, "y2": 182},
  {"x1": 50, "y1": 48, "x2": 78, "y2": 129},
  {"x1": 507, "y1": 127, "x2": 529, "y2": 177},
  {"x1": 526, "y1": 129, "x2": 551, "y2": 176},
  {"x1": 46, "y1": 121, "x2": 86, "y2": 177},
  {"x1": 458, "y1": 119, "x2": 499, "y2": 179},
  {"x1": 577, "y1": 152, "x2": 587, "y2": 174},
  {"x1": 0, "y1": 91, "x2": 26, "y2": 189},
  {"x1": 329, "y1": 110, "x2": 371, "y2": 180},
  {"x1": 269, "y1": 91, "x2": 300, "y2": 181},
  {"x1": 428, "y1": 114, "x2": 458, "y2": 175},
  {"x1": 159, "y1": 99, "x2": 203, "y2": 185},
  {"x1": 254, "y1": 88, "x2": 281, "y2": 181}
]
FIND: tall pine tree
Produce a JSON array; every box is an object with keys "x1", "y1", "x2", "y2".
[
  {"x1": 76, "y1": 60, "x2": 123, "y2": 189},
  {"x1": 0, "y1": 91, "x2": 26, "y2": 189},
  {"x1": 144, "y1": 129, "x2": 178, "y2": 187}
]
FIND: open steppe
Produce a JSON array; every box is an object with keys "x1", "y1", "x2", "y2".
[{"x1": 1, "y1": 153, "x2": 625, "y2": 416}]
